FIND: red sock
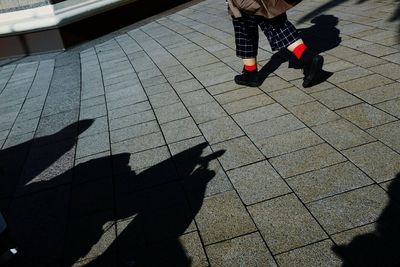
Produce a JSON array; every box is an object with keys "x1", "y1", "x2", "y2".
[
  {"x1": 244, "y1": 64, "x2": 257, "y2": 71},
  {"x1": 292, "y1": 43, "x2": 307, "y2": 59}
]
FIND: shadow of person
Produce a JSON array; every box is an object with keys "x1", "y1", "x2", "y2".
[
  {"x1": 0, "y1": 119, "x2": 94, "y2": 207},
  {"x1": 63, "y1": 142, "x2": 225, "y2": 267},
  {"x1": 258, "y1": 15, "x2": 341, "y2": 87},
  {"x1": 5, "y1": 136, "x2": 224, "y2": 266},
  {"x1": 332, "y1": 174, "x2": 400, "y2": 266}
]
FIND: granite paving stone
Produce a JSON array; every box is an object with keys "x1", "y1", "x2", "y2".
[
  {"x1": 78, "y1": 116, "x2": 109, "y2": 138},
  {"x1": 212, "y1": 136, "x2": 265, "y2": 171},
  {"x1": 148, "y1": 90, "x2": 180, "y2": 108},
  {"x1": 108, "y1": 101, "x2": 151, "y2": 120},
  {"x1": 35, "y1": 109, "x2": 79, "y2": 141},
  {"x1": 375, "y1": 98, "x2": 400, "y2": 118},
  {"x1": 179, "y1": 232, "x2": 209, "y2": 267},
  {"x1": 256, "y1": 127, "x2": 324, "y2": 158},
  {"x1": 76, "y1": 132, "x2": 110, "y2": 159},
  {"x1": 9, "y1": 117, "x2": 40, "y2": 136},
  {"x1": 244, "y1": 114, "x2": 305, "y2": 141},
  {"x1": 206, "y1": 233, "x2": 277, "y2": 267},
  {"x1": 311, "y1": 87, "x2": 363, "y2": 110},
  {"x1": 154, "y1": 102, "x2": 190, "y2": 124},
  {"x1": 110, "y1": 120, "x2": 160, "y2": 144},
  {"x1": 80, "y1": 104, "x2": 107, "y2": 120},
  {"x1": 312, "y1": 119, "x2": 376, "y2": 150},
  {"x1": 345, "y1": 53, "x2": 386, "y2": 68},
  {"x1": 330, "y1": 223, "x2": 376, "y2": 248},
  {"x1": 274, "y1": 65, "x2": 304, "y2": 81},
  {"x1": 286, "y1": 162, "x2": 374, "y2": 203},
  {"x1": 180, "y1": 89, "x2": 214, "y2": 106},
  {"x1": 337, "y1": 74, "x2": 393, "y2": 94},
  {"x1": 171, "y1": 78, "x2": 204, "y2": 94},
  {"x1": 269, "y1": 87, "x2": 314, "y2": 108},
  {"x1": 160, "y1": 117, "x2": 202, "y2": 144},
  {"x1": 191, "y1": 62, "x2": 236, "y2": 87},
  {"x1": 367, "y1": 121, "x2": 400, "y2": 153},
  {"x1": 342, "y1": 141, "x2": 400, "y2": 183},
  {"x1": 199, "y1": 116, "x2": 244, "y2": 145},
  {"x1": 187, "y1": 101, "x2": 227, "y2": 124},
  {"x1": 195, "y1": 190, "x2": 256, "y2": 245},
  {"x1": 307, "y1": 185, "x2": 392, "y2": 234},
  {"x1": 2, "y1": 0, "x2": 400, "y2": 265},
  {"x1": 106, "y1": 86, "x2": 146, "y2": 103},
  {"x1": 143, "y1": 83, "x2": 174, "y2": 96},
  {"x1": 248, "y1": 194, "x2": 327, "y2": 255},
  {"x1": 327, "y1": 66, "x2": 373, "y2": 84},
  {"x1": 111, "y1": 131, "x2": 165, "y2": 154},
  {"x1": 259, "y1": 75, "x2": 294, "y2": 93},
  {"x1": 109, "y1": 110, "x2": 155, "y2": 131},
  {"x1": 223, "y1": 94, "x2": 276, "y2": 115},
  {"x1": 206, "y1": 81, "x2": 244, "y2": 96},
  {"x1": 123, "y1": 145, "x2": 171, "y2": 171},
  {"x1": 227, "y1": 160, "x2": 291, "y2": 205},
  {"x1": 336, "y1": 103, "x2": 397, "y2": 129},
  {"x1": 275, "y1": 240, "x2": 342, "y2": 267},
  {"x1": 289, "y1": 101, "x2": 340, "y2": 126},
  {"x1": 355, "y1": 83, "x2": 400, "y2": 104},
  {"x1": 214, "y1": 87, "x2": 263, "y2": 105},
  {"x1": 166, "y1": 71, "x2": 194, "y2": 84},
  {"x1": 232, "y1": 103, "x2": 289, "y2": 127},
  {"x1": 270, "y1": 143, "x2": 347, "y2": 178},
  {"x1": 141, "y1": 75, "x2": 168, "y2": 88}
]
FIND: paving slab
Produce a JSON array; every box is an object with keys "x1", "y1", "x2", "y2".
[
  {"x1": 206, "y1": 232, "x2": 277, "y2": 267},
  {"x1": 227, "y1": 160, "x2": 291, "y2": 205},
  {"x1": 336, "y1": 103, "x2": 397, "y2": 129},
  {"x1": 307, "y1": 185, "x2": 392, "y2": 234},
  {"x1": 195, "y1": 190, "x2": 257, "y2": 245},
  {"x1": 248, "y1": 194, "x2": 327, "y2": 255},
  {"x1": 286, "y1": 161, "x2": 374, "y2": 203},
  {"x1": 275, "y1": 239, "x2": 342, "y2": 267},
  {"x1": 270, "y1": 143, "x2": 347, "y2": 178},
  {"x1": 342, "y1": 141, "x2": 400, "y2": 183},
  {"x1": 2, "y1": 0, "x2": 400, "y2": 265}
]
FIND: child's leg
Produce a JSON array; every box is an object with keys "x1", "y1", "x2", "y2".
[
  {"x1": 232, "y1": 15, "x2": 261, "y2": 87},
  {"x1": 259, "y1": 14, "x2": 323, "y2": 87}
]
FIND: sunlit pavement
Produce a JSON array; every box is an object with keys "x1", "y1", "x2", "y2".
[{"x1": 1, "y1": 0, "x2": 400, "y2": 266}]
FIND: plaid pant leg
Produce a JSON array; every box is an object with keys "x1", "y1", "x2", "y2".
[
  {"x1": 232, "y1": 15, "x2": 259, "y2": 58},
  {"x1": 258, "y1": 13, "x2": 300, "y2": 51}
]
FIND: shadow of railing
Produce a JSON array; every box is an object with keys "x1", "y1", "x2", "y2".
[
  {"x1": 332, "y1": 173, "x2": 400, "y2": 266},
  {"x1": 0, "y1": 120, "x2": 224, "y2": 266}
]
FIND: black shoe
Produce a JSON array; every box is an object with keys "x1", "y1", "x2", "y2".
[
  {"x1": 234, "y1": 69, "x2": 260, "y2": 87},
  {"x1": 300, "y1": 51, "x2": 324, "y2": 88}
]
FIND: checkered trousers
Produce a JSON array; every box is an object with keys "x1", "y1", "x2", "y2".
[{"x1": 232, "y1": 13, "x2": 300, "y2": 58}]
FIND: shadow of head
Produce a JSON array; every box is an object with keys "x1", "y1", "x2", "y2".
[
  {"x1": 173, "y1": 142, "x2": 225, "y2": 179},
  {"x1": 310, "y1": 14, "x2": 339, "y2": 27}
]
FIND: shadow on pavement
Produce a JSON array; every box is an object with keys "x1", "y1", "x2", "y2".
[
  {"x1": 333, "y1": 173, "x2": 400, "y2": 267},
  {"x1": 259, "y1": 14, "x2": 341, "y2": 86},
  {"x1": 298, "y1": 0, "x2": 400, "y2": 35},
  {"x1": 0, "y1": 120, "x2": 225, "y2": 266}
]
